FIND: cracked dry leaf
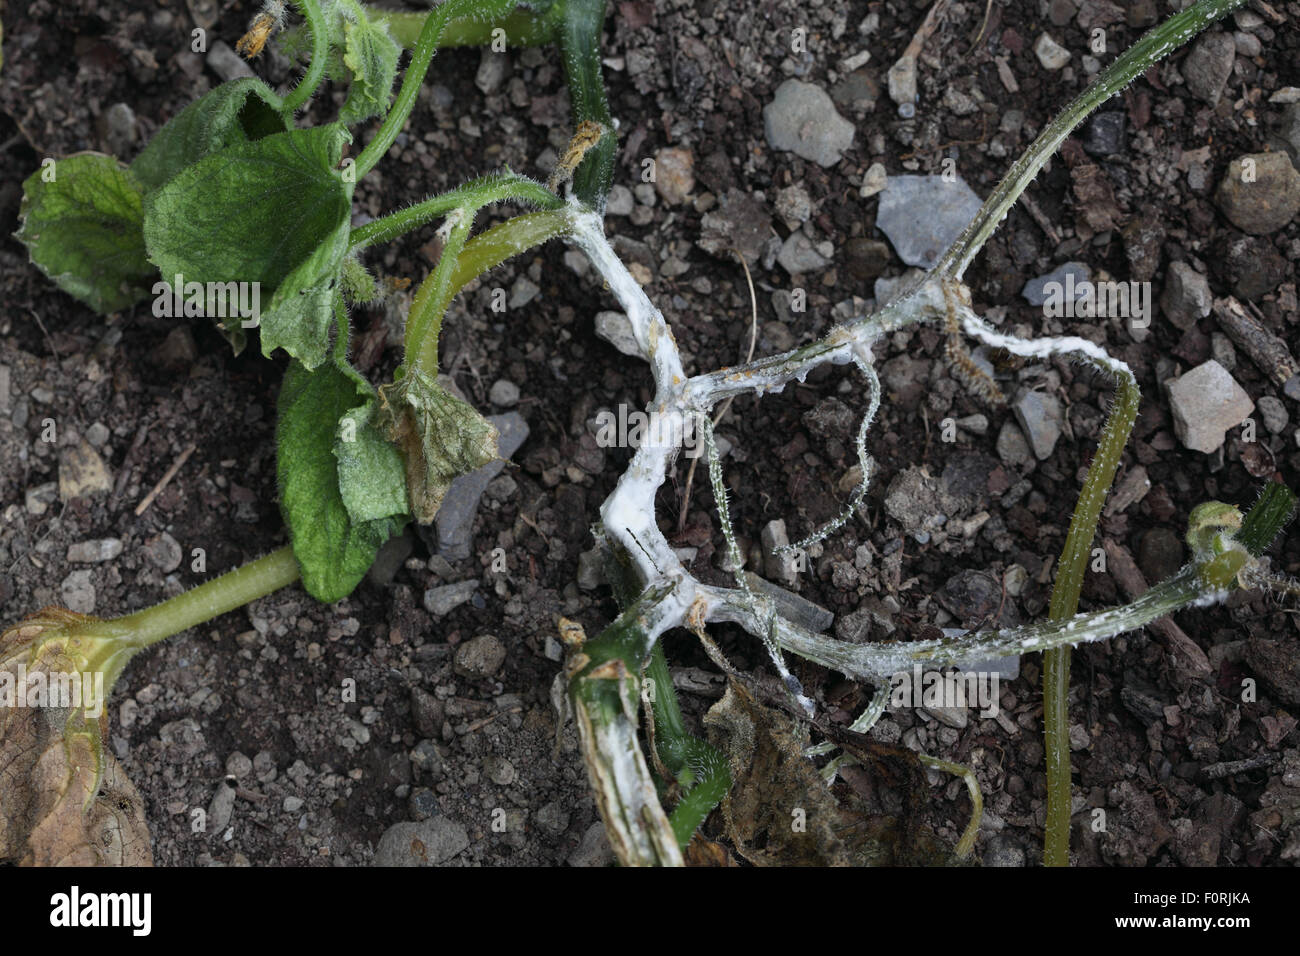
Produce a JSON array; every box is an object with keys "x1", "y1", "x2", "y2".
[
  {"x1": 703, "y1": 680, "x2": 957, "y2": 866},
  {"x1": 0, "y1": 608, "x2": 153, "y2": 866},
  {"x1": 381, "y1": 369, "x2": 499, "y2": 524}
]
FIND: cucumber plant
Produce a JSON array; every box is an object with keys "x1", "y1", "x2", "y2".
[{"x1": 5, "y1": 0, "x2": 1297, "y2": 867}]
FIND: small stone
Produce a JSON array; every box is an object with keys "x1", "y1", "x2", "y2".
[
  {"x1": 568, "y1": 821, "x2": 614, "y2": 867},
  {"x1": 154, "y1": 327, "x2": 197, "y2": 368},
  {"x1": 422, "y1": 580, "x2": 479, "y2": 617},
  {"x1": 475, "y1": 47, "x2": 508, "y2": 94},
  {"x1": 1034, "y1": 33, "x2": 1071, "y2": 71},
  {"x1": 373, "y1": 819, "x2": 469, "y2": 866},
  {"x1": 876, "y1": 175, "x2": 983, "y2": 269},
  {"x1": 433, "y1": 413, "x2": 528, "y2": 561},
  {"x1": 206, "y1": 780, "x2": 236, "y2": 836},
  {"x1": 143, "y1": 532, "x2": 183, "y2": 572},
  {"x1": 84, "y1": 422, "x2": 111, "y2": 448},
  {"x1": 59, "y1": 439, "x2": 112, "y2": 501},
  {"x1": 1167, "y1": 360, "x2": 1254, "y2": 453},
  {"x1": 1082, "y1": 111, "x2": 1126, "y2": 156},
  {"x1": 1225, "y1": 235, "x2": 1286, "y2": 300},
  {"x1": 283, "y1": 796, "x2": 304, "y2": 813},
  {"x1": 606, "y1": 184, "x2": 635, "y2": 216},
  {"x1": 408, "y1": 788, "x2": 439, "y2": 821},
  {"x1": 859, "y1": 162, "x2": 887, "y2": 198},
  {"x1": 1159, "y1": 261, "x2": 1213, "y2": 330},
  {"x1": 1138, "y1": 527, "x2": 1185, "y2": 584},
  {"x1": 996, "y1": 421, "x2": 1033, "y2": 468},
  {"x1": 1215, "y1": 152, "x2": 1300, "y2": 235},
  {"x1": 955, "y1": 413, "x2": 989, "y2": 435},
  {"x1": 410, "y1": 687, "x2": 442, "y2": 739},
  {"x1": 1182, "y1": 30, "x2": 1235, "y2": 105},
  {"x1": 60, "y1": 570, "x2": 96, "y2": 614},
  {"x1": 777, "y1": 232, "x2": 832, "y2": 274},
  {"x1": 508, "y1": 275, "x2": 540, "y2": 309},
  {"x1": 484, "y1": 755, "x2": 515, "y2": 786},
  {"x1": 454, "y1": 634, "x2": 506, "y2": 679},
  {"x1": 536, "y1": 800, "x2": 570, "y2": 834},
  {"x1": 774, "y1": 184, "x2": 813, "y2": 226},
  {"x1": 99, "y1": 102, "x2": 137, "y2": 157},
  {"x1": 225, "y1": 752, "x2": 253, "y2": 779},
  {"x1": 576, "y1": 548, "x2": 604, "y2": 590},
  {"x1": 66, "y1": 539, "x2": 123, "y2": 563},
  {"x1": 1257, "y1": 396, "x2": 1288, "y2": 433},
  {"x1": 763, "y1": 79, "x2": 855, "y2": 167},
  {"x1": 843, "y1": 238, "x2": 891, "y2": 281},
  {"x1": 206, "y1": 40, "x2": 255, "y2": 82},
  {"x1": 488, "y1": 379, "x2": 520, "y2": 407},
  {"x1": 1022, "y1": 261, "x2": 1091, "y2": 307},
  {"x1": 653, "y1": 147, "x2": 694, "y2": 205},
  {"x1": 1012, "y1": 390, "x2": 1063, "y2": 460},
  {"x1": 410, "y1": 740, "x2": 444, "y2": 777},
  {"x1": 921, "y1": 704, "x2": 968, "y2": 730},
  {"x1": 25, "y1": 482, "x2": 59, "y2": 516},
  {"x1": 760, "y1": 519, "x2": 799, "y2": 586},
  {"x1": 594, "y1": 311, "x2": 640, "y2": 357}
]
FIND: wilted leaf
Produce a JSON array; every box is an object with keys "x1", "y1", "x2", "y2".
[
  {"x1": 0, "y1": 608, "x2": 153, "y2": 867},
  {"x1": 339, "y1": 14, "x2": 401, "y2": 126},
  {"x1": 379, "y1": 368, "x2": 499, "y2": 524},
  {"x1": 16, "y1": 153, "x2": 155, "y2": 314}
]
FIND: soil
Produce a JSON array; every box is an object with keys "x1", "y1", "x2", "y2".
[{"x1": 1, "y1": 0, "x2": 1298, "y2": 866}]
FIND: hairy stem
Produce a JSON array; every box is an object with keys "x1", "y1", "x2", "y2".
[
  {"x1": 371, "y1": 6, "x2": 561, "y2": 49},
  {"x1": 281, "y1": 0, "x2": 329, "y2": 114},
  {"x1": 557, "y1": 0, "x2": 614, "y2": 208}
]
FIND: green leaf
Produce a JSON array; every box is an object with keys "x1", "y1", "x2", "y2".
[
  {"x1": 339, "y1": 14, "x2": 401, "y2": 126},
  {"x1": 334, "y1": 363, "x2": 409, "y2": 525},
  {"x1": 277, "y1": 354, "x2": 407, "y2": 603},
  {"x1": 379, "y1": 369, "x2": 499, "y2": 524},
  {"x1": 143, "y1": 124, "x2": 354, "y2": 368},
  {"x1": 130, "y1": 78, "x2": 288, "y2": 194},
  {"x1": 16, "y1": 153, "x2": 155, "y2": 314}
]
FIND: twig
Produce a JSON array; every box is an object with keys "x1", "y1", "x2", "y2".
[{"x1": 134, "y1": 442, "x2": 196, "y2": 516}]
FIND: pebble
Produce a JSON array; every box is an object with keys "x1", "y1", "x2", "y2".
[
  {"x1": 410, "y1": 740, "x2": 444, "y2": 777},
  {"x1": 373, "y1": 818, "x2": 469, "y2": 866},
  {"x1": 859, "y1": 162, "x2": 887, "y2": 198},
  {"x1": 58, "y1": 439, "x2": 113, "y2": 502},
  {"x1": 1215, "y1": 152, "x2": 1300, "y2": 235},
  {"x1": 763, "y1": 79, "x2": 855, "y2": 167},
  {"x1": 1182, "y1": 30, "x2": 1235, "y2": 105},
  {"x1": 955, "y1": 413, "x2": 989, "y2": 436},
  {"x1": 996, "y1": 421, "x2": 1034, "y2": 469},
  {"x1": 1167, "y1": 360, "x2": 1254, "y2": 453},
  {"x1": 760, "y1": 519, "x2": 799, "y2": 586},
  {"x1": 25, "y1": 481, "x2": 59, "y2": 516},
  {"x1": 594, "y1": 311, "x2": 641, "y2": 357},
  {"x1": 774, "y1": 184, "x2": 813, "y2": 226},
  {"x1": 206, "y1": 780, "x2": 236, "y2": 836},
  {"x1": 427, "y1": 411, "x2": 527, "y2": 562},
  {"x1": 225, "y1": 752, "x2": 253, "y2": 779},
  {"x1": 653, "y1": 147, "x2": 694, "y2": 205},
  {"x1": 1034, "y1": 33, "x2": 1071, "y2": 71},
  {"x1": 1022, "y1": 261, "x2": 1090, "y2": 307},
  {"x1": 475, "y1": 47, "x2": 508, "y2": 94},
  {"x1": 206, "y1": 40, "x2": 255, "y2": 82},
  {"x1": 100, "y1": 102, "x2": 137, "y2": 157},
  {"x1": 84, "y1": 422, "x2": 111, "y2": 448},
  {"x1": 1082, "y1": 111, "x2": 1126, "y2": 156},
  {"x1": 876, "y1": 175, "x2": 983, "y2": 269},
  {"x1": 422, "y1": 580, "x2": 479, "y2": 617},
  {"x1": 843, "y1": 238, "x2": 891, "y2": 281},
  {"x1": 1159, "y1": 261, "x2": 1213, "y2": 330},
  {"x1": 283, "y1": 796, "x2": 304, "y2": 813},
  {"x1": 1012, "y1": 390, "x2": 1062, "y2": 460},
  {"x1": 605, "y1": 184, "x2": 635, "y2": 216},
  {"x1": 143, "y1": 532, "x2": 184, "y2": 572},
  {"x1": 1138, "y1": 528, "x2": 1185, "y2": 584},
  {"x1": 777, "y1": 232, "x2": 833, "y2": 274},
  {"x1": 484, "y1": 755, "x2": 515, "y2": 786},
  {"x1": 508, "y1": 276, "x2": 540, "y2": 309},
  {"x1": 66, "y1": 538, "x2": 122, "y2": 563},
  {"x1": 59, "y1": 570, "x2": 96, "y2": 614},
  {"x1": 1257, "y1": 395, "x2": 1289, "y2": 433},
  {"x1": 568, "y1": 821, "x2": 615, "y2": 867},
  {"x1": 408, "y1": 787, "x2": 439, "y2": 821},
  {"x1": 535, "y1": 800, "x2": 570, "y2": 834},
  {"x1": 454, "y1": 634, "x2": 507, "y2": 679},
  {"x1": 488, "y1": 379, "x2": 520, "y2": 407}
]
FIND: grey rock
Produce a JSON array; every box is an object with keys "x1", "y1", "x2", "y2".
[
  {"x1": 454, "y1": 634, "x2": 507, "y2": 679},
  {"x1": 410, "y1": 688, "x2": 442, "y2": 739},
  {"x1": 410, "y1": 740, "x2": 444, "y2": 777},
  {"x1": 488, "y1": 379, "x2": 520, "y2": 407},
  {"x1": 84, "y1": 422, "x2": 111, "y2": 448},
  {"x1": 536, "y1": 800, "x2": 570, "y2": 834},
  {"x1": 1271, "y1": 102, "x2": 1300, "y2": 167},
  {"x1": 576, "y1": 548, "x2": 604, "y2": 591},
  {"x1": 59, "y1": 439, "x2": 112, "y2": 501},
  {"x1": 1210, "y1": 332, "x2": 1238, "y2": 371},
  {"x1": 995, "y1": 420, "x2": 1033, "y2": 468},
  {"x1": 1012, "y1": 389, "x2": 1063, "y2": 460},
  {"x1": 422, "y1": 579, "x2": 478, "y2": 617},
  {"x1": 777, "y1": 232, "x2": 833, "y2": 274},
  {"x1": 1215, "y1": 152, "x2": 1300, "y2": 235},
  {"x1": 605, "y1": 184, "x2": 635, "y2": 216},
  {"x1": 225, "y1": 752, "x2": 253, "y2": 779},
  {"x1": 763, "y1": 79, "x2": 855, "y2": 167},
  {"x1": 60, "y1": 570, "x2": 96, "y2": 614},
  {"x1": 1167, "y1": 360, "x2": 1254, "y2": 453},
  {"x1": 983, "y1": 835, "x2": 1027, "y2": 867},
  {"x1": 25, "y1": 482, "x2": 58, "y2": 516},
  {"x1": 1138, "y1": 527, "x2": 1185, "y2": 584},
  {"x1": 434, "y1": 412, "x2": 529, "y2": 560},
  {"x1": 1225, "y1": 235, "x2": 1286, "y2": 299},
  {"x1": 408, "y1": 788, "x2": 439, "y2": 821},
  {"x1": 1183, "y1": 31, "x2": 1235, "y2": 105},
  {"x1": 484, "y1": 754, "x2": 515, "y2": 785},
  {"x1": 568, "y1": 821, "x2": 614, "y2": 867},
  {"x1": 508, "y1": 275, "x2": 540, "y2": 309},
  {"x1": 366, "y1": 529, "x2": 415, "y2": 588},
  {"x1": 653, "y1": 147, "x2": 694, "y2": 205},
  {"x1": 921, "y1": 704, "x2": 968, "y2": 730},
  {"x1": 1022, "y1": 261, "x2": 1091, "y2": 307},
  {"x1": 876, "y1": 176, "x2": 983, "y2": 269},
  {"x1": 100, "y1": 102, "x2": 137, "y2": 157},
  {"x1": 760, "y1": 519, "x2": 800, "y2": 585},
  {"x1": 697, "y1": 188, "x2": 772, "y2": 265},
  {"x1": 373, "y1": 818, "x2": 469, "y2": 866},
  {"x1": 66, "y1": 538, "x2": 122, "y2": 563},
  {"x1": 475, "y1": 48, "x2": 508, "y2": 94},
  {"x1": 594, "y1": 311, "x2": 640, "y2": 357},
  {"x1": 955, "y1": 413, "x2": 989, "y2": 435},
  {"x1": 884, "y1": 467, "x2": 947, "y2": 538},
  {"x1": 774, "y1": 184, "x2": 813, "y2": 225},
  {"x1": 207, "y1": 40, "x2": 255, "y2": 82},
  {"x1": 1082, "y1": 110, "x2": 1126, "y2": 156},
  {"x1": 1160, "y1": 261, "x2": 1213, "y2": 329},
  {"x1": 1257, "y1": 395, "x2": 1289, "y2": 433},
  {"x1": 206, "y1": 780, "x2": 236, "y2": 836},
  {"x1": 743, "y1": 572, "x2": 834, "y2": 632},
  {"x1": 1034, "y1": 33, "x2": 1071, "y2": 71},
  {"x1": 283, "y1": 796, "x2": 305, "y2": 814}
]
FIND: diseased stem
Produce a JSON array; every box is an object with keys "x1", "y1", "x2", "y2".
[
  {"x1": 557, "y1": 0, "x2": 614, "y2": 208},
  {"x1": 281, "y1": 0, "x2": 329, "y2": 115},
  {"x1": 934, "y1": 0, "x2": 1248, "y2": 279},
  {"x1": 1044, "y1": 374, "x2": 1140, "y2": 866},
  {"x1": 371, "y1": 7, "x2": 561, "y2": 49}
]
